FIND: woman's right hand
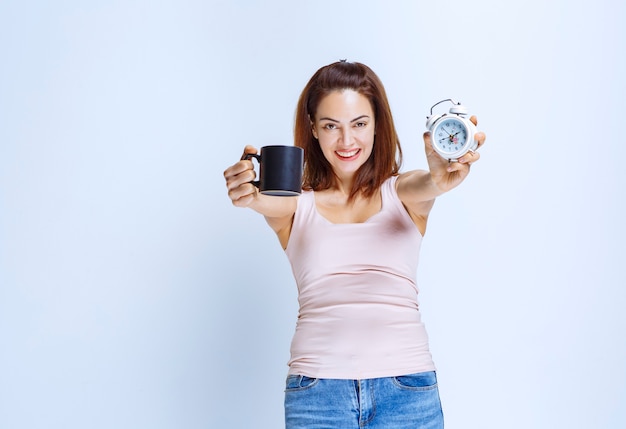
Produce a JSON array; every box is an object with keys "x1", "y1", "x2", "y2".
[
  {"x1": 224, "y1": 145, "x2": 298, "y2": 248},
  {"x1": 223, "y1": 145, "x2": 259, "y2": 208}
]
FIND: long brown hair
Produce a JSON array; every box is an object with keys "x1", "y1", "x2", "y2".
[{"x1": 294, "y1": 61, "x2": 403, "y2": 200}]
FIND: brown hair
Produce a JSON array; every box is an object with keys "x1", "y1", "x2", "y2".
[{"x1": 294, "y1": 61, "x2": 403, "y2": 200}]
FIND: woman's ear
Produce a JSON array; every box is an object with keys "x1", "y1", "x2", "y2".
[{"x1": 311, "y1": 121, "x2": 318, "y2": 140}]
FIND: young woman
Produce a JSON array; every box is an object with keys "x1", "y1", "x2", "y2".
[{"x1": 224, "y1": 60, "x2": 486, "y2": 428}]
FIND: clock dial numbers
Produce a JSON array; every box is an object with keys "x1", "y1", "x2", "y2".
[{"x1": 435, "y1": 118, "x2": 467, "y2": 153}]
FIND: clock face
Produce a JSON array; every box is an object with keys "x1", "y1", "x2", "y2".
[{"x1": 433, "y1": 118, "x2": 468, "y2": 154}]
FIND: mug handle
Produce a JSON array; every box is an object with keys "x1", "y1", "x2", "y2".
[{"x1": 242, "y1": 153, "x2": 261, "y2": 188}]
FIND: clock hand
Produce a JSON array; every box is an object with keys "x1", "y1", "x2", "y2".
[
  {"x1": 441, "y1": 133, "x2": 460, "y2": 144},
  {"x1": 449, "y1": 132, "x2": 461, "y2": 142},
  {"x1": 439, "y1": 127, "x2": 452, "y2": 138},
  {"x1": 439, "y1": 129, "x2": 455, "y2": 142}
]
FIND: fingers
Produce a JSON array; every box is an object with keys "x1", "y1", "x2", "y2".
[
  {"x1": 422, "y1": 131, "x2": 431, "y2": 151},
  {"x1": 223, "y1": 158, "x2": 254, "y2": 185},
  {"x1": 475, "y1": 131, "x2": 486, "y2": 150},
  {"x1": 423, "y1": 131, "x2": 437, "y2": 157},
  {"x1": 458, "y1": 150, "x2": 480, "y2": 166},
  {"x1": 224, "y1": 146, "x2": 260, "y2": 207},
  {"x1": 224, "y1": 145, "x2": 258, "y2": 182},
  {"x1": 228, "y1": 182, "x2": 258, "y2": 207},
  {"x1": 240, "y1": 145, "x2": 259, "y2": 160},
  {"x1": 469, "y1": 115, "x2": 486, "y2": 150},
  {"x1": 446, "y1": 161, "x2": 467, "y2": 173},
  {"x1": 423, "y1": 131, "x2": 432, "y2": 145},
  {"x1": 446, "y1": 152, "x2": 480, "y2": 174},
  {"x1": 224, "y1": 168, "x2": 258, "y2": 207}
]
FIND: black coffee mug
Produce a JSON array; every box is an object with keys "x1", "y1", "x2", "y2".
[{"x1": 243, "y1": 145, "x2": 304, "y2": 196}]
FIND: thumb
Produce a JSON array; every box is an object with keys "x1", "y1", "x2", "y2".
[
  {"x1": 423, "y1": 131, "x2": 435, "y2": 155},
  {"x1": 240, "y1": 145, "x2": 259, "y2": 160}
]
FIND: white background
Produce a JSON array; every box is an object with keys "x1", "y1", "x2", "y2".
[{"x1": 1, "y1": 1, "x2": 625, "y2": 428}]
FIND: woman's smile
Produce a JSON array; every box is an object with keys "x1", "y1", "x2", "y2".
[{"x1": 335, "y1": 148, "x2": 361, "y2": 160}]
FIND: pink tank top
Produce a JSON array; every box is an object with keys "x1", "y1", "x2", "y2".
[{"x1": 285, "y1": 176, "x2": 435, "y2": 379}]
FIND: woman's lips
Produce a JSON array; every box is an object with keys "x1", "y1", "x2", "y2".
[{"x1": 335, "y1": 148, "x2": 360, "y2": 160}]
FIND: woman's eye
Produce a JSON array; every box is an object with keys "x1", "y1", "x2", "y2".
[
  {"x1": 323, "y1": 123, "x2": 337, "y2": 130},
  {"x1": 355, "y1": 122, "x2": 367, "y2": 128}
]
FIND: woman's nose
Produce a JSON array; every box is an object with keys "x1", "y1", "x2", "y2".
[{"x1": 340, "y1": 128, "x2": 354, "y2": 146}]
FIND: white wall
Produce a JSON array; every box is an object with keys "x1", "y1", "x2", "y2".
[{"x1": 1, "y1": 1, "x2": 624, "y2": 428}]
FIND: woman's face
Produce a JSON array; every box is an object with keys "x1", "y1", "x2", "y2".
[{"x1": 312, "y1": 89, "x2": 376, "y2": 181}]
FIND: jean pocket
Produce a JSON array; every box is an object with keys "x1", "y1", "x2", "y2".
[
  {"x1": 392, "y1": 371, "x2": 438, "y2": 391},
  {"x1": 285, "y1": 374, "x2": 319, "y2": 391}
]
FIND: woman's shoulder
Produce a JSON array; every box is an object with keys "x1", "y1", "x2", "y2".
[
  {"x1": 381, "y1": 175, "x2": 399, "y2": 194},
  {"x1": 295, "y1": 189, "x2": 314, "y2": 211}
]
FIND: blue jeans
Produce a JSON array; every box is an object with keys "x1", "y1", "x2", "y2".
[{"x1": 284, "y1": 371, "x2": 443, "y2": 428}]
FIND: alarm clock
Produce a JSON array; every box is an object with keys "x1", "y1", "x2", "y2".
[{"x1": 426, "y1": 99, "x2": 478, "y2": 162}]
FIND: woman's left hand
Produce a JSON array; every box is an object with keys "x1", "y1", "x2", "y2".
[{"x1": 424, "y1": 115, "x2": 486, "y2": 193}]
